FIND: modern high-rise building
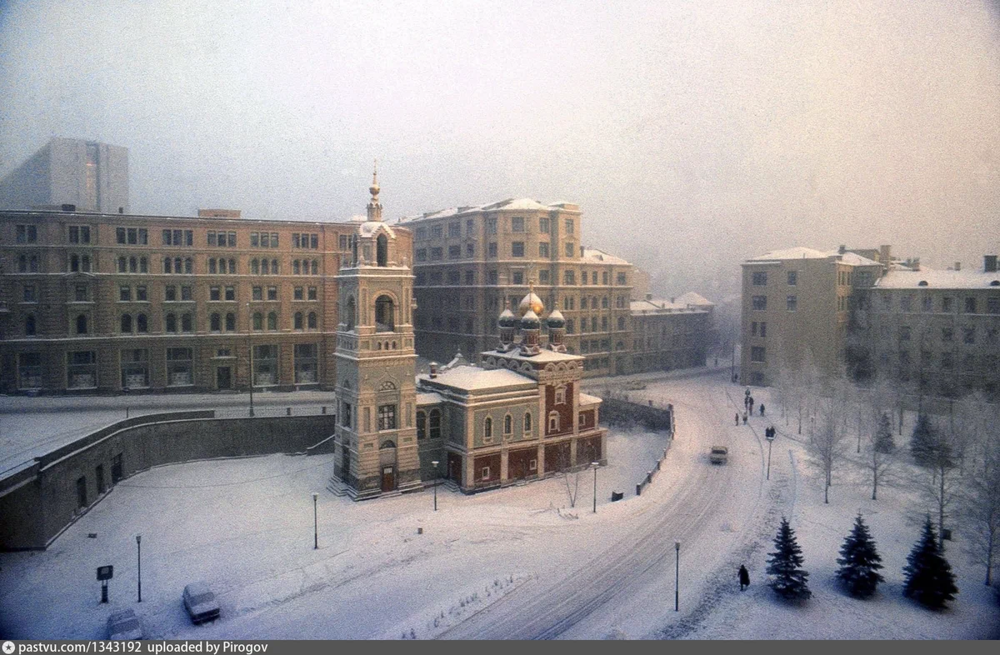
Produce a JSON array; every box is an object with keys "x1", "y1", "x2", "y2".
[
  {"x1": 399, "y1": 199, "x2": 637, "y2": 377},
  {"x1": 740, "y1": 246, "x2": 886, "y2": 386},
  {"x1": 0, "y1": 138, "x2": 129, "y2": 214}
]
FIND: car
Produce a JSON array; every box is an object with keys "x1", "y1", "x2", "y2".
[
  {"x1": 183, "y1": 582, "x2": 221, "y2": 624},
  {"x1": 709, "y1": 446, "x2": 728, "y2": 464},
  {"x1": 107, "y1": 609, "x2": 143, "y2": 640}
]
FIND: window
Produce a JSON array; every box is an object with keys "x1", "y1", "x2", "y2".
[
  {"x1": 166, "y1": 347, "x2": 194, "y2": 386},
  {"x1": 308, "y1": 286, "x2": 318, "y2": 301},
  {"x1": 512, "y1": 242, "x2": 525, "y2": 257},
  {"x1": 253, "y1": 345, "x2": 278, "y2": 385},
  {"x1": 942, "y1": 297, "x2": 954, "y2": 312},
  {"x1": 222, "y1": 286, "x2": 234, "y2": 301},
  {"x1": 162, "y1": 229, "x2": 193, "y2": 246},
  {"x1": 750, "y1": 346, "x2": 766, "y2": 363},
  {"x1": 484, "y1": 417, "x2": 493, "y2": 440},
  {"x1": 512, "y1": 271, "x2": 523, "y2": 285},
  {"x1": 448, "y1": 221, "x2": 461, "y2": 238},
  {"x1": 431, "y1": 225, "x2": 443, "y2": 239},
  {"x1": 989, "y1": 297, "x2": 1000, "y2": 314},
  {"x1": 786, "y1": 296, "x2": 797, "y2": 312},
  {"x1": 448, "y1": 270, "x2": 461, "y2": 285},
  {"x1": 75, "y1": 314, "x2": 88, "y2": 334},
  {"x1": 294, "y1": 286, "x2": 304, "y2": 300},
  {"x1": 486, "y1": 217, "x2": 497, "y2": 234},
  {"x1": 752, "y1": 295, "x2": 767, "y2": 311},
  {"x1": 963, "y1": 328, "x2": 975, "y2": 344},
  {"x1": 616, "y1": 272, "x2": 627, "y2": 285},
  {"x1": 210, "y1": 313, "x2": 221, "y2": 331},
  {"x1": 900, "y1": 326, "x2": 911, "y2": 341},
  {"x1": 74, "y1": 285, "x2": 89, "y2": 302},
  {"x1": 760, "y1": 322, "x2": 767, "y2": 337},
  {"x1": 538, "y1": 269, "x2": 550, "y2": 285},
  {"x1": 67, "y1": 351, "x2": 97, "y2": 389},
  {"x1": 415, "y1": 248, "x2": 427, "y2": 262},
  {"x1": 565, "y1": 242, "x2": 575, "y2": 257},
  {"x1": 267, "y1": 286, "x2": 278, "y2": 301},
  {"x1": 539, "y1": 217, "x2": 550, "y2": 233},
  {"x1": 378, "y1": 404, "x2": 397, "y2": 431},
  {"x1": 68, "y1": 225, "x2": 91, "y2": 244},
  {"x1": 225, "y1": 313, "x2": 235, "y2": 331},
  {"x1": 564, "y1": 270, "x2": 575, "y2": 285},
  {"x1": 294, "y1": 312, "x2": 304, "y2": 330},
  {"x1": 786, "y1": 271, "x2": 797, "y2": 286},
  {"x1": 311, "y1": 260, "x2": 318, "y2": 275},
  {"x1": 466, "y1": 218, "x2": 475, "y2": 236},
  {"x1": 752, "y1": 272, "x2": 768, "y2": 286},
  {"x1": 555, "y1": 384, "x2": 567, "y2": 404},
  {"x1": 210, "y1": 286, "x2": 221, "y2": 301},
  {"x1": 253, "y1": 312, "x2": 263, "y2": 330},
  {"x1": 524, "y1": 413, "x2": 532, "y2": 433},
  {"x1": 504, "y1": 414, "x2": 513, "y2": 435},
  {"x1": 511, "y1": 217, "x2": 525, "y2": 233},
  {"x1": 431, "y1": 247, "x2": 443, "y2": 260},
  {"x1": 548, "y1": 412, "x2": 560, "y2": 432},
  {"x1": 417, "y1": 411, "x2": 427, "y2": 439},
  {"x1": 415, "y1": 227, "x2": 428, "y2": 241},
  {"x1": 16, "y1": 224, "x2": 38, "y2": 243},
  {"x1": 165, "y1": 313, "x2": 177, "y2": 332},
  {"x1": 252, "y1": 286, "x2": 262, "y2": 301},
  {"x1": 449, "y1": 245, "x2": 461, "y2": 259},
  {"x1": 294, "y1": 343, "x2": 318, "y2": 383},
  {"x1": 942, "y1": 327, "x2": 953, "y2": 343},
  {"x1": 181, "y1": 313, "x2": 193, "y2": 332},
  {"x1": 488, "y1": 243, "x2": 497, "y2": 258},
  {"x1": 964, "y1": 297, "x2": 977, "y2": 314},
  {"x1": 181, "y1": 286, "x2": 192, "y2": 300},
  {"x1": 342, "y1": 402, "x2": 352, "y2": 427},
  {"x1": 267, "y1": 311, "x2": 278, "y2": 330},
  {"x1": 564, "y1": 218, "x2": 574, "y2": 234},
  {"x1": 307, "y1": 312, "x2": 317, "y2": 329},
  {"x1": 339, "y1": 234, "x2": 349, "y2": 250}
]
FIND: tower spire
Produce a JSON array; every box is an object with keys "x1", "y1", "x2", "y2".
[{"x1": 367, "y1": 159, "x2": 382, "y2": 222}]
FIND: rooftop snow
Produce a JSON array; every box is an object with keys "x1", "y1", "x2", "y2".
[
  {"x1": 485, "y1": 348, "x2": 584, "y2": 363},
  {"x1": 418, "y1": 366, "x2": 536, "y2": 392},
  {"x1": 396, "y1": 198, "x2": 580, "y2": 224},
  {"x1": 415, "y1": 391, "x2": 444, "y2": 406},
  {"x1": 582, "y1": 248, "x2": 631, "y2": 265},
  {"x1": 630, "y1": 299, "x2": 706, "y2": 314},
  {"x1": 876, "y1": 268, "x2": 1000, "y2": 290},
  {"x1": 579, "y1": 393, "x2": 602, "y2": 406},
  {"x1": 748, "y1": 247, "x2": 881, "y2": 266},
  {"x1": 673, "y1": 291, "x2": 714, "y2": 307}
]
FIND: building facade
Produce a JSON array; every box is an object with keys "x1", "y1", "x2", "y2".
[
  {"x1": 0, "y1": 138, "x2": 129, "y2": 214},
  {"x1": 400, "y1": 199, "x2": 637, "y2": 376},
  {"x1": 740, "y1": 246, "x2": 885, "y2": 386},
  {"x1": 629, "y1": 292, "x2": 714, "y2": 374},
  {"x1": 867, "y1": 256, "x2": 1000, "y2": 400},
  {"x1": 0, "y1": 206, "x2": 403, "y2": 393}
]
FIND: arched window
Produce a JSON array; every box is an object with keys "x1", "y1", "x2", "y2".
[
  {"x1": 181, "y1": 313, "x2": 193, "y2": 332},
  {"x1": 261, "y1": 259, "x2": 270, "y2": 275},
  {"x1": 504, "y1": 414, "x2": 513, "y2": 435},
  {"x1": 376, "y1": 234, "x2": 388, "y2": 267},
  {"x1": 251, "y1": 259, "x2": 260, "y2": 275},
  {"x1": 429, "y1": 409, "x2": 441, "y2": 439},
  {"x1": 166, "y1": 313, "x2": 177, "y2": 333},
  {"x1": 120, "y1": 314, "x2": 132, "y2": 333},
  {"x1": 228, "y1": 259, "x2": 236, "y2": 273},
  {"x1": 140, "y1": 257, "x2": 148, "y2": 273},
  {"x1": 253, "y1": 312, "x2": 263, "y2": 331},
  {"x1": 129, "y1": 256, "x2": 137, "y2": 273},
  {"x1": 375, "y1": 295, "x2": 394, "y2": 332},
  {"x1": 548, "y1": 411, "x2": 560, "y2": 432},
  {"x1": 225, "y1": 312, "x2": 235, "y2": 331},
  {"x1": 118, "y1": 257, "x2": 127, "y2": 273},
  {"x1": 210, "y1": 313, "x2": 221, "y2": 331},
  {"x1": 76, "y1": 314, "x2": 88, "y2": 334},
  {"x1": 617, "y1": 317, "x2": 625, "y2": 330},
  {"x1": 484, "y1": 416, "x2": 493, "y2": 439},
  {"x1": 81, "y1": 255, "x2": 91, "y2": 272},
  {"x1": 25, "y1": 314, "x2": 36, "y2": 336},
  {"x1": 209, "y1": 259, "x2": 217, "y2": 274},
  {"x1": 416, "y1": 411, "x2": 427, "y2": 439},
  {"x1": 555, "y1": 384, "x2": 567, "y2": 404},
  {"x1": 311, "y1": 260, "x2": 319, "y2": 275},
  {"x1": 293, "y1": 260, "x2": 300, "y2": 275},
  {"x1": 294, "y1": 312, "x2": 303, "y2": 330},
  {"x1": 184, "y1": 258, "x2": 193, "y2": 274},
  {"x1": 345, "y1": 296, "x2": 356, "y2": 331},
  {"x1": 174, "y1": 257, "x2": 182, "y2": 273},
  {"x1": 267, "y1": 311, "x2": 277, "y2": 330},
  {"x1": 137, "y1": 314, "x2": 148, "y2": 333},
  {"x1": 70, "y1": 254, "x2": 80, "y2": 272},
  {"x1": 524, "y1": 412, "x2": 532, "y2": 433},
  {"x1": 307, "y1": 312, "x2": 317, "y2": 329},
  {"x1": 602, "y1": 296, "x2": 609, "y2": 308},
  {"x1": 271, "y1": 259, "x2": 279, "y2": 274}
]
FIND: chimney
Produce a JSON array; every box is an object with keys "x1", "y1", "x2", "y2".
[
  {"x1": 954, "y1": 262, "x2": 961, "y2": 272},
  {"x1": 429, "y1": 362, "x2": 438, "y2": 379},
  {"x1": 879, "y1": 244, "x2": 891, "y2": 265},
  {"x1": 118, "y1": 207, "x2": 124, "y2": 214},
  {"x1": 985, "y1": 255, "x2": 998, "y2": 273},
  {"x1": 838, "y1": 245, "x2": 846, "y2": 254}
]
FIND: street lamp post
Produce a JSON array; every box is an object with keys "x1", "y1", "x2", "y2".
[
  {"x1": 136, "y1": 534, "x2": 142, "y2": 603},
  {"x1": 766, "y1": 428, "x2": 776, "y2": 480},
  {"x1": 674, "y1": 541, "x2": 681, "y2": 611},
  {"x1": 431, "y1": 460, "x2": 439, "y2": 511},
  {"x1": 247, "y1": 302, "x2": 255, "y2": 417},
  {"x1": 592, "y1": 461, "x2": 600, "y2": 514},
  {"x1": 312, "y1": 492, "x2": 319, "y2": 549}
]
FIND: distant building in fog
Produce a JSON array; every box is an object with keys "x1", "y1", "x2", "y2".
[{"x1": 0, "y1": 137, "x2": 129, "y2": 214}]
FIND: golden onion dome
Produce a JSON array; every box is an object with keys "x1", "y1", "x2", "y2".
[{"x1": 518, "y1": 291, "x2": 544, "y2": 317}]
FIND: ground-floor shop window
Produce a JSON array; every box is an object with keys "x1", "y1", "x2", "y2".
[
  {"x1": 253, "y1": 345, "x2": 278, "y2": 386},
  {"x1": 166, "y1": 347, "x2": 194, "y2": 386},
  {"x1": 294, "y1": 343, "x2": 318, "y2": 383},
  {"x1": 67, "y1": 351, "x2": 97, "y2": 389},
  {"x1": 18, "y1": 352, "x2": 42, "y2": 389},
  {"x1": 120, "y1": 348, "x2": 150, "y2": 388}
]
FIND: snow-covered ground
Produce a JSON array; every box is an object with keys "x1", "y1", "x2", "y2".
[{"x1": 1, "y1": 372, "x2": 997, "y2": 639}]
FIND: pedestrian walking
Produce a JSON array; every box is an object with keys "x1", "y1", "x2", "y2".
[
  {"x1": 759, "y1": 403, "x2": 765, "y2": 417},
  {"x1": 749, "y1": 396, "x2": 754, "y2": 414},
  {"x1": 735, "y1": 412, "x2": 740, "y2": 426},
  {"x1": 742, "y1": 412, "x2": 748, "y2": 425},
  {"x1": 739, "y1": 564, "x2": 750, "y2": 591}
]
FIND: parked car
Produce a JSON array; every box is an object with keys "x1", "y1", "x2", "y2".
[
  {"x1": 183, "y1": 582, "x2": 221, "y2": 624},
  {"x1": 107, "y1": 609, "x2": 143, "y2": 640},
  {"x1": 709, "y1": 446, "x2": 729, "y2": 464}
]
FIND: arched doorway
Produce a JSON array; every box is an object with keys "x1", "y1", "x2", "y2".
[
  {"x1": 379, "y1": 440, "x2": 397, "y2": 492},
  {"x1": 375, "y1": 295, "x2": 394, "y2": 332}
]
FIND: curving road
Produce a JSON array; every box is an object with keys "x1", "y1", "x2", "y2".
[{"x1": 439, "y1": 373, "x2": 776, "y2": 640}]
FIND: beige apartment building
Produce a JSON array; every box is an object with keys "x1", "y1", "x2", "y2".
[
  {"x1": 400, "y1": 199, "x2": 638, "y2": 377},
  {"x1": 740, "y1": 246, "x2": 885, "y2": 386},
  {"x1": 0, "y1": 206, "x2": 406, "y2": 393},
  {"x1": 868, "y1": 256, "x2": 1000, "y2": 400}
]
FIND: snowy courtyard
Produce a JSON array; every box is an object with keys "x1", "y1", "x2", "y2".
[{"x1": 1, "y1": 371, "x2": 998, "y2": 639}]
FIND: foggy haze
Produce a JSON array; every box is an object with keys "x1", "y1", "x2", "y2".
[{"x1": 2, "y1": 0, "x2": 999, "y2": 299}]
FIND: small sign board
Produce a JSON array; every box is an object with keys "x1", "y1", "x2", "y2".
[{"x1": 97, "y1": 565, "x2": 114, "y2": 581}]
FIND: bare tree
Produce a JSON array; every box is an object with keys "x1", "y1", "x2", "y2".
[
  {"x1": 809, "y1": 377, "x2": 849, "y2": 504},
  {"x1": 916, "y1": 414, "x2": 964, "y2": 549},
  {"x1": 962, "y1": 405, "x2": 1000, "y2": 586},
  {"x1": 861, "y1": 378, "x2": 897, "y2": 501}
]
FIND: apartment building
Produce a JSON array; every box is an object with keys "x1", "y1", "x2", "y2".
[
  {"x1": 868, "y1": 255, "x2": 1000, "y2": 399},
  {"x1": 740, "y1": 246, "x2": 885, "y2": 386},
  {"x1": 0, "y1": 207, "x2": 407, "y2": 393},
  {"x1": 0, "y1": 138, "x2": 129, "y2": 214},
  {"x1": 629, "y1": 292, "x2": 714, "y2": 374},
  {"x1": 400, "y1": 199, "x2": 636, "y2": 377}
]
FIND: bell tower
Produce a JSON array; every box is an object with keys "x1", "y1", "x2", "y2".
[{"x1": 334, "y1": 167, "x2": 421, "y2": 499}]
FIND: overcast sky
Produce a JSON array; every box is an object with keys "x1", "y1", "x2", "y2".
[{"x1": 1, "y1": 0, "x2": 998, "y2": 298}]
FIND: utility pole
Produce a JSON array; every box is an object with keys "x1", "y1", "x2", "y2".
[
  {"x1": 674, "y1": 541, "x2": 681, "y2": 611},
  {"x1": 247, "y1": 302, "x2": 255, "y2": 417}
]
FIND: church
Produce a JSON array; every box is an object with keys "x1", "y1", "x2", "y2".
[{"x1": 332, "y1": 173, "x2": 607, "y2": 499}]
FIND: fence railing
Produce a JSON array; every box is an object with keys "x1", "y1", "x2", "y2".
[{"x1": 213, "y1": 405, "x2": 334, "y2": 420}]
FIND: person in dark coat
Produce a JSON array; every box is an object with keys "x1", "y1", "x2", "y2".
[
  {"x1": 739, "y1": 565, "x2": 750, "y2": 591},
  {"x1": 759, "y1": 404, "x2": 765, "y2": 416},
  {"x1": 748, "y1": 397, "x2": 754, "y2": 414},
  {"x1": 735, "y1": 412, "x2": 740, "y2": 426},
  {"x1": 742, "y1": 412, "x2": 748, "y2": 425}
]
